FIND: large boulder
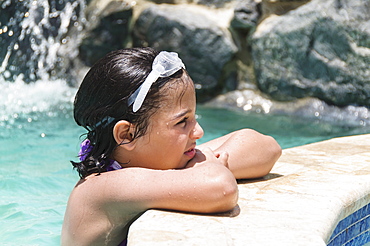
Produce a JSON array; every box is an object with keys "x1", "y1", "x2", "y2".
[
  {"x1": 260, "y1": 0, "x2": 310, "y2": 18},
  {"x1": 78, "y1": 0, "x2": 132, "y2": 66},
  {"x1": 231, "y1": 0, "x2": 260, "y2": 31},
  {"x1": 132, "y1": 4, "x2": 238, "y2": 101},
  {"x1": 149, "y1": 0, "x2": 233, "y2": 8},
  {"x1": 251, "y1": 0, "x2": 370, "y2": 107}
]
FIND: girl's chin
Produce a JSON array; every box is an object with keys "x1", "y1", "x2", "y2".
[{"x1": 174, "y1": 159, "x2": 191, "y2": 170}]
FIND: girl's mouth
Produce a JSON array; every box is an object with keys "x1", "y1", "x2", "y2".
[{"x1": 184, "y1": 148, "x2": 196, "y2": 158}]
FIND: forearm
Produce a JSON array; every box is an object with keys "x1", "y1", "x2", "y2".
[
  {"x1": 225, "y1": 135, "x2": 281, "y2": 179},
  {"x1": 199, "y1": 129, "x2": 282, "y2": 179},
  {"x1": 148, "y1": 164, "x2": 238, "y2": 213},
  {"x1": 90, "y1": 161, "x2": 238, "y2": 216}
]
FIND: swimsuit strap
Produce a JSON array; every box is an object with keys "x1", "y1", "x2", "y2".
[{"x1": 106, "y1": 160, "x2": 123, "y2": 171}]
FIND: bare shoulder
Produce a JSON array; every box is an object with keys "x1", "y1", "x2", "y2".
[
  {"x1": 62, "y1": 168, "x2": 155, "y2": 245},
  {"x1": 69, "y1": 168, "x2": 159, "y2": 208}
]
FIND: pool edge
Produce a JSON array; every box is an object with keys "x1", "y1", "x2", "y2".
[{"x1": 128, "y1": 134, "x2": 370, "y2": 246}]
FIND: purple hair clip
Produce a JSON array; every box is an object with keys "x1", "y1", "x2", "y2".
[
  {"x1": 78, "y1": 139, "x2": 123, "y2": 171},
  {"x1": 79, "y1": 139, "x2": 93, "y2": 161}
]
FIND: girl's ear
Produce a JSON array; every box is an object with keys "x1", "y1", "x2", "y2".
[{"x1": 113, "y1": 120, "x2": 136, "y2": 151}]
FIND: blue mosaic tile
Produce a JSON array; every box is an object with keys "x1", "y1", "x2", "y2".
[
  {"x1": 330, "y1": 204, "x2": 370, "y2": 239},
  {"x1": 327, "y1": 203, "x2": 370, "y2": 246},
  {"x1": 344, "y1": 230, "x2": 370, "y2": 246}
]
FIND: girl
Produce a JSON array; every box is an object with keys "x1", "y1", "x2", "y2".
[{"x1": 61, "y1": 47, "x2": 281, "y2": 246}]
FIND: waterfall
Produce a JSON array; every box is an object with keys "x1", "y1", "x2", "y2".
[
  {"x1": 0, "y1": 0, "x2": 87, "y2": 84},
  {"x1": 0, "y1": 0, "x2": 90, "y2": 122}
]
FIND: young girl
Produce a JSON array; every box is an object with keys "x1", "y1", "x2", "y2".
[{"x1": 61, "y1": 47, "x2": 281, "y2": 246}]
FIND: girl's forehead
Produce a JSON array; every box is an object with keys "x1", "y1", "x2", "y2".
[
  {"x1": 162, "y1": 77, "x2": 195, "y2": 101},
  {"x1": 155, "y1": 82, "x2": 196, "y2": 118}
]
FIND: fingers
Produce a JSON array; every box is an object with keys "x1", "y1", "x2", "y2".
[
  {"x1": 204, "y1": 148, "x2": 229, "y2": 167},
  {"x1": 201, "y1": 147, "x2": 214, "y2": 155},
  {"x1": 185, "y1": 148, "x2": 229, "y2": 169},
  {"x1": 218, "y1": 151, "x2": 229, "y2": 168}
]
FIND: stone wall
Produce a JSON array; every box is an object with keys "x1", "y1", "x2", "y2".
[
  {"x1": 253, "y1": 0, "x2": 370, "y2": 107},
  {"x1": 79, "y1": 0, "x2": 370, "y2": 106},
  {"x1": 2, "y1": 0, "x2": 367, "y2": 107}
]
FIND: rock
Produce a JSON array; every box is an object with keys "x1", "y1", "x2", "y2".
[
  {"x1": 149, "y1": 0, "x2": 232, "y2": 8},
  {"x1": 251, "y1": 0, "x2": 370, "y2": 107},
  {"x1": 195, "y1": 0, "x2": 234, "y2": 8},
  {"x1": 260, "y1": 0, "x2": 310, "y2": 18},
  {"x1": 132, "y1": 4, "x2": 238, "y2": 101},
  {"x1": 230, "y1": 0, "x2": 261, "y2": 67},
  {"x1": 0, "y1": 0, "x2": 87, "y2": 84},
  {"x1": 207, "y1": 89, "x2": 370, "y2": 126},
  {"x1": 149, "y1": 0, "x2": 190, "y2": 4},
  {"x1": 231, "y1": 0, "x2": 260, "y2": 31},
  {"x1": 78, "y1": 1, "x2": 132, "y2": 66}
]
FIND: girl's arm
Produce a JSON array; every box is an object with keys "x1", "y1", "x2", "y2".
[
  {"x1": 81, "y1": 148, "x2": 238, "y2": 215},
  {"x1": 62, "y1": 149, "x2": 236, "y2": 246},
  {"x1": 198, "y1": 129, "x2": 282, "y2": 179},
  {"x1": 149, "y1": 149, "x2": 238, "y2": 213}
]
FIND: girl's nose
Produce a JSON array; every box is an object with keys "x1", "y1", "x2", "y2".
[{"x1": 191, "y1": 121, "x2": 204, "y2": 140}]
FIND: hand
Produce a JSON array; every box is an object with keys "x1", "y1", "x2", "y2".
[{"x1": 185, "y1": 147, "x2": 229, "y2": 169}]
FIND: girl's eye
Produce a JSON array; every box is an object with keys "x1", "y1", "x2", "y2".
[{"x1": 176, "y1": 117, "x2": 188, "y2": 126}]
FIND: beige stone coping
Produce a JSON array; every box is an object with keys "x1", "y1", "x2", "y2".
[{"x1": 128, "y1": 134, "x2": 370, "y2": 246}]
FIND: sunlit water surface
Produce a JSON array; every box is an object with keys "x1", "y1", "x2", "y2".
[{"x1": 1, "y1": 80, "x2": 369, "y2": 245}]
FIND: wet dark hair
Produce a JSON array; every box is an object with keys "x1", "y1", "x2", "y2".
[{"x1": 71, "y1": 47, "x2": 191, "y2": 178}]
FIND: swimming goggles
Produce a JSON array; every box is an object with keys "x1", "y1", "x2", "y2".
[{"x1": 127, "y1": 51, "x2": 185, "y2": 112}]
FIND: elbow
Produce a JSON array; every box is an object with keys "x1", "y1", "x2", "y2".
[
  {"x1": 246, "y1": 131, "x2": 282, "y2": 179},
  {"x1": 274, "y1": 141, "x2": 283, "y2": 162},
  {"x1": 218, "y1": 179, "x2": 239, "y2": 212},
  {"x1": 259, "y1": 135, "x2": 282, "y2": 177},
  {"x1": 203, "y1": 172, "x2": 239, "y2": 213},
  {"x1": 267, "y1": 135, "x2": 282, "y2": 167}
]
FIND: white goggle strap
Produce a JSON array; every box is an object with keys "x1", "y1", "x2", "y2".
[{"x1": 127, "y1": 51, "x2": 185, "y2": 112}]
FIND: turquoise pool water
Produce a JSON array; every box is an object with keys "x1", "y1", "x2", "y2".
[{"x1": 1, "y1": 81, "x2": 370, "y2": 245}]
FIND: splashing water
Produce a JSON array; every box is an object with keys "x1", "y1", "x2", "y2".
[
  {"x1": 0, "y1": 0, "x2": 87, "y2": 83},
  {"x1": 0, "y1": 78, "x2": 75, "y2": 124}
]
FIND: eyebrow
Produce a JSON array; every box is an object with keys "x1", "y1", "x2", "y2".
[{"x1": 171, "y1": 109, "x2": 192, "y2": 121}]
